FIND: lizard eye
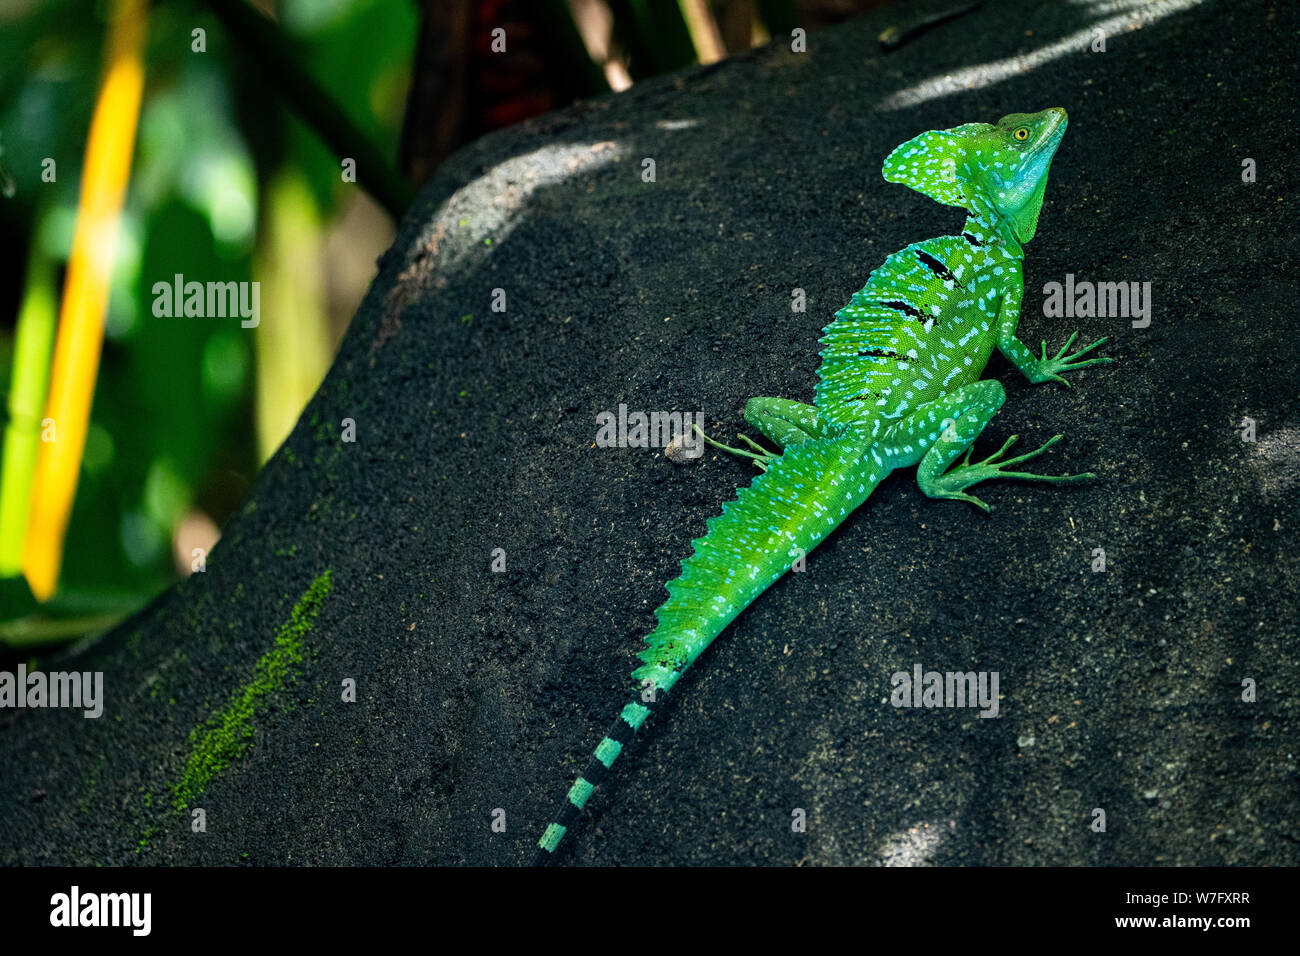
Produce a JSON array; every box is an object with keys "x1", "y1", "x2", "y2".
[{"x1": 1013, "y1": 127, "x2": 1030, "y2": 141}]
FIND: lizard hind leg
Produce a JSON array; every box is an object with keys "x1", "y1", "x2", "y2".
[
  {"x1": 892, "y1": 379, "x2": 1094, "y2": 513},
  {"x1": 744, "y1": 397, "x2": 831, "y2": 447},
  {"x1": 694, "y1": 398, "x2": 827, "y2": 471}
]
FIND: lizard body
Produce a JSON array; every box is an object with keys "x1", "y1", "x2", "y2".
[{"x1": 531, "y1": 108, "x2": 1109, "y2": 865}]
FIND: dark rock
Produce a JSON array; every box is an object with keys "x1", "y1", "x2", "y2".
[{"x1": 1, "y1": 0, "x2": 1295, "y2": 866}]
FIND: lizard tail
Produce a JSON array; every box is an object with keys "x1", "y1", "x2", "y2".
[
  {"x1": 530, "y1": 433, "x2": 880, "y2": 864},
  {"x1": 530, "y1": 695, "x2": 661, "y2": 866}
]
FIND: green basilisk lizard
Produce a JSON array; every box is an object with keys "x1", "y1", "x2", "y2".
[{"x1": 532, "y1": 107, "x2": 1109, "y2": 864}]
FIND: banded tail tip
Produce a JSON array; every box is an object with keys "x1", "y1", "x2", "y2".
[
  {"x1": 539, "y1": 822, "x2": 566, "y2": 852},
  {"x1": 529, "y1": 693, "x2": 662, "y2": 865}
]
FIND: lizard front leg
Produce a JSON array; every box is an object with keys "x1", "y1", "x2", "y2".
[
  {"x1": 884, "y1": 379, "x2": 1093, "y2": 512},
  {"x1": 993, "y1": 266, "x2": 1112, "y2": 387}
]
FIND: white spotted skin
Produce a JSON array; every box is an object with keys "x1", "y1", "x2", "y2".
[
  {"x1": 538, "y1": 111, "x2": 1088, "y2": 866},
  {"x1": 634, "y1": 430, "x2": 881, "y2": 687},
  {"x1": 816, "y1": 217, "x2": 1021, "y2": 429},
  {"x1": 637, "y1": 109, "x2": 1068, "y2": 694},
  {"x1": 640, "y1": 220, "x2": 1029, "y2": 687}
]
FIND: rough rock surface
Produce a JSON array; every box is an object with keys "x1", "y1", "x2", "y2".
[{"x1": 2, "y1": 0, "x2": 1296, "y2": 865}]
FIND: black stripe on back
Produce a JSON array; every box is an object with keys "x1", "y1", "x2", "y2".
[
  {"x1": 606, "y1": 715, "x2": 636, "y2": 746},
  {"x1": 882, "y1": 299, "x2": 924, "y2": 320},
  {"x1": 582, "y1": 755, "x2": 609, "y2": 786},
  {"x1": 857, "y1": 348, "x2": 905, "y2": 360},
  {"x1": 915, "y1": 249, "x2": 960, "y2": 285}
]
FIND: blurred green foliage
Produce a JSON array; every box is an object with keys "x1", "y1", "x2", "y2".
[{"x1": 0, "y1": 0, "x2": 414, "y2": 638}]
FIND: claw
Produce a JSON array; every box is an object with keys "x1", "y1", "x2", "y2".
[
  {"x1": 932, "y1": 434, "x2": 1095, "y2": 505},
  {"x1": 693, "y1": 424, "x2": 775, "y2": 471},
  {"x1": 1053, "y1": 329, "x2": 1080, "y2": 360},
  {"x1": 1069, "y1": 335, "x2": 1109, "y2": 358},
  {"x1": 1038, "y1": 332, "x2": 1111, "y2": 385},
  {"x1": 977, "y1": 434, "x2": 1020, "y2": 466}
]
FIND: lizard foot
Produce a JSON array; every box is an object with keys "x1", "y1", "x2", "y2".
[
  {"x1": 1035, "y1": 332, "x2": 1113, "y2": 387},
  {"x1": 693, "y1": 424, "x2": 777, "y2": 471},
  {"x1": 927, "y1": 434, "x2": 1095, "y2": 512}
]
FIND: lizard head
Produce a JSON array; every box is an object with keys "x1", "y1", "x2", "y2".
[{"x1": 883, "y1": 107, "x2": 1068, "y2": 247}]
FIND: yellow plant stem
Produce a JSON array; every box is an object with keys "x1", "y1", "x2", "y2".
[
  {"x1": 677, "y1": 0, "x2": 726, "y2": 64},
  {"x1": 0, "y1": 238, "x2": 57, "y2": 575},
  {"x1": 253, "y1": 171, "x2": 332, "y2": 463},
  {"x1": 25, "y1": 0, "x2": 148, "y2": 601}
]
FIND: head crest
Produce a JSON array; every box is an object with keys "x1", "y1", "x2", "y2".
[
  {"x1": 882, "y1": 111, "x2": 1068, "y2": 247},
  {"x1": 881, "y1": 123, "x2": 991, "y2": 212}
]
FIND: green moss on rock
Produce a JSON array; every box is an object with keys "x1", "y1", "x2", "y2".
[{"x1": 170, "y1": 570, "x2": 332, "y2": 812}]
